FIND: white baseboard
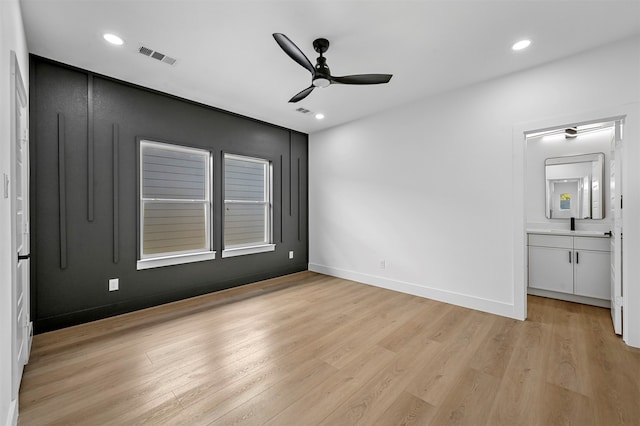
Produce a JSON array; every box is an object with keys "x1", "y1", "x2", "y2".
[
  {"x1": 308, "y1": 263, "x2": 520, "y2": 320},
  {"x1": 5, "y1": 398, "x2": 17, "y2": 426}
]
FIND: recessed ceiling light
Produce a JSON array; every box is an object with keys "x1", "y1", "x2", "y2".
[
  {"x1": 512, "y1": 39, "x2": 531, "y2": 51},
  {"x1": 103, "y1": 33, "x2": 124, "y2": 46},
  {"x1": 315, "y1": 113, "x2": 325, "y2": 120}
]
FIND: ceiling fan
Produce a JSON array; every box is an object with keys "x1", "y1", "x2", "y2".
[{"x1": 272, "y1": 33, "x2": 393, "y2": 103}]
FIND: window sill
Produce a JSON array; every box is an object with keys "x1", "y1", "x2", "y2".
[
  {"x1": 137, "y1": 251, "x2": 216, "y2": 270},
  {"x1": 222, "y1": 244, "x2": 276, "y2": 258}
]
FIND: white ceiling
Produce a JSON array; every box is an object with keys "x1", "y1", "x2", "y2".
[{"x1": 20, "y1": 0, "x2": 640, "y2": 134}]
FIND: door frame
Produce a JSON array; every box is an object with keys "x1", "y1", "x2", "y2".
[
  {"x1": 512, "y1": 103, "x2": 640, "y2": 347},
  {"x1": 9, "y1": 49, "x2": 31, "y2": 400}
]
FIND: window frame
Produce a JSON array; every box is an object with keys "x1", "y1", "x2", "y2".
[
  {"x1": 222, "y1": 153, "x2": 275, "y2": 258},
  {"x1": 137, "y1": 139, "x2": 215, "y2": 270}
]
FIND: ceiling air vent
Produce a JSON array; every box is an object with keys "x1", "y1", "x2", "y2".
[
  {"x1": 295, "y1": 107, "x2": 311, "y2": 114},
  {"x1": 138, "y1": 45, "x2": 177, "y2": 66},
  {"x1": 162, "y1": 56, "x2": 177, "y2": 66},
  {"x1": 139, "y1": 46, "x2": 153, "y2": 56}
]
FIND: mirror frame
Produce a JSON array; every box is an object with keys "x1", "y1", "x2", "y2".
[{"x1": 545, "y1": 152, "x2": 605, "y2": 220}]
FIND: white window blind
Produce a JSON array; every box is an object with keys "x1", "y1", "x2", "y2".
[
  {"x1": 224, "y1": 154, "x2": 272, "y2": 251},
  {"x1": 140, "y1": 141, "x2": 212, "y2": 261}
]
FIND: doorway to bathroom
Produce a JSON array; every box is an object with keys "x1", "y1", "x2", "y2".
[
  {"x1": 511, "y1": 104, "x2": 640, "y2": 346},
  {"x1": 523, "y1": 118, "x2": 623, "y2": 335}
]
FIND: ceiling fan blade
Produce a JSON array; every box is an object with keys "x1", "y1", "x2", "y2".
[
  {"x1": 331, "y1": 74, "x2": 393, "y2": 85},
  {"x1": 273, "y1": 33, "x2": 315, "y2": 75},
  {"x1": 289, "y1": 86, "x2": 315, "y2": 103}
]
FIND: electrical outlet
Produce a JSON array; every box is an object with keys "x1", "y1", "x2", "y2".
[
  {"x1": 289, "y1": 251, "x2": 294, "y2": 259},
  {"x1": 108, "y1": 278, "x2": 119, "y2": 291},
  {"x1": 379, "y1": 259, "x2": 386, "y2": 269}
]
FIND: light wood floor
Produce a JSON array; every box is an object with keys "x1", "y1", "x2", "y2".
[{"x1": 19, "y1": 271, "x2": 640, "y2": 425}]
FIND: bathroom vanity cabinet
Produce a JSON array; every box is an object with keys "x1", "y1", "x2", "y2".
[{"x1": 528, "y1": 232, "x2": 610, "y2": 306}]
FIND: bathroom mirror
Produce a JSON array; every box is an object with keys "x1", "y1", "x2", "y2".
[{"x1": 545, "y1": 153, "x2": 604, "y2": 219}]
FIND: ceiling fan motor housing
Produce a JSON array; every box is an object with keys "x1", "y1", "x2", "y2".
[
  {"x1": 313, "y1": 38, "x2": 330, "y2": 54},
  {"x1": 315, "y1": 56, "x2": 331, "y2": 77},
  {"x1": 313, "y1": 46, "x2": 331, "y2": 88}
]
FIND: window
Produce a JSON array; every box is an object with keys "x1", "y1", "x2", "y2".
[
  {"x1": 137, "y1": 140, "x2": 214, "y2": 269},
  {"x1": 222, "y1": 153, "x2": 274, "y2": 257}
]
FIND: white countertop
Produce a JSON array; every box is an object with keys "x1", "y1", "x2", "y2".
[{"x1": 526, "y1": 229, "x2": 611, "y2": 238}]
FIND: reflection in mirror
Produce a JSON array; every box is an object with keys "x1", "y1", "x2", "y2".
[{"x1": 545, "y1": 153, "x2": 604, "y2": 219}]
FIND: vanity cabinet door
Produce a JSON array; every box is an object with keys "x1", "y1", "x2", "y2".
[
  {"x1": 574, "y1": 250, "x2": 611, "y2": 299},
  {"x1": 528, "y1": 246, "x2": 574, "y2": 294}
]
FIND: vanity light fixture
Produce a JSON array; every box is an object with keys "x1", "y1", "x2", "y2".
[
  {"x1": 577, "y1": 122, "x2": 607, "y2": 132},
  {"x1": 512, "y1": 39, "x2": 531, "y2": 51},
  {"x1": 564, "y1": 127, "x2": 578, "y2": 138},
  {"x1": 103, "y1": 33, "x2": 124, "y2": 46}
]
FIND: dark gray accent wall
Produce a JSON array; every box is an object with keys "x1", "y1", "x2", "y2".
[{"x1": 29, "y1": 56, "x2": 309, "y2": 333}]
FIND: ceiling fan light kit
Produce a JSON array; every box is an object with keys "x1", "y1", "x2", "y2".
[
  {"x1": 273, "y1": 33, "x2": 393, "y2": 103},
  {"x1": 313, "y1": 78, "x2": 330, "y2": 88}
]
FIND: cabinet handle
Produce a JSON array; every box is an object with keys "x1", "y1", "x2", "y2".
[
  {"x1": 576, "y1": 251, "x2": 579, "y2": 264},
  {"x1": 569, "y1": 251, "x2": 572, "y2": 263}
]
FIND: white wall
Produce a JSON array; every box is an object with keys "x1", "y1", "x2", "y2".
[
  {"x1": 0, "y1": 1, "x2": 28, "y2": 425},
  {"x1": 309, "y1": 35, "x2": 640, "y2": 346}
]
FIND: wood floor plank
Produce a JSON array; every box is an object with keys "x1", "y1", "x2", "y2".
[
  {"x1": 317, "y1": 338, "x2": 443, "y2": 425},
  {"x1": 404, "y1": 310, "x2": 496, "y2": 406},
  {"x1": 538, "y1": 382, "x2": 596, "y2": 426},
  {"x1": 208, "y1": 358, "x2": 337, "y2": 426},
  {"x1": 486, "y1": 310, "x2": 553, "y2": 425},
  {"x1": 372, "y1": 391, "x2": 436, "y2": 426},
  {"x1": 168, "y1": 356, "x2": 334, "y2": 425},
  {"x1": 18, "y1": 272, "x2": 640, "y2": 425},
  {"x1": 468, "y1": 316, "x2": 520, "y2": 379},
  {"x1": 428, "y1": 367, "x2": 501, "y2": 426},
  {"x1": 583, "y1": 303, "x2": 640, "y2": 425},
  {"x1": 545, "y1": 325, "x2": 593, "y2": 397},
  {"x1": 265, "y1": 344, "x2": 397, "y2": 425},
  {"x1": 317, "y1": 294, "x2": 425, "y2": 369},
  {"x1": 377, "y1": 299, "x2": 451, "y2": 353}
]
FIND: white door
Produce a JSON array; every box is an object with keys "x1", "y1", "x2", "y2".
[
  {"x1": 609, "y1": 122, "x2": 623, "y2": 335},
  {"x1": 10, "y1": 51, "x2": 31, "y2": 399}
]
